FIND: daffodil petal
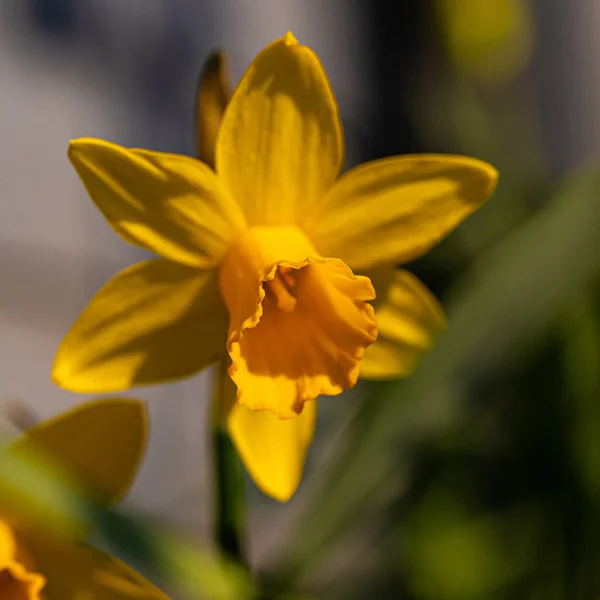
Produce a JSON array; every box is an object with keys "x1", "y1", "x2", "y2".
[
  {"x1": 216, "y1": 31, "x2": 344, "y2": 225},
  {"x1": 53, "y1": 259, "x2": 227, "y2": 393},
  {"x1": 19, "y1": 535, "x2": 169, "y2": 600},
  {"x1": 360, "y1": 269, "x2": 446, "y2": 379},
  {"x1": 228, "y1": 399, "x2": 317, "y2": 502},
  {"x1": 307, "y1": 154, "x2": 498, "y2": 270},
  {"x1": 10, "y1": 398, "x2": 147, "y2": 507},
  {"x1": 68, "y1": 138, "x2": 245, "y2": 267}
]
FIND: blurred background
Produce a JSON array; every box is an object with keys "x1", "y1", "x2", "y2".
[{"x1": 2, "y1": 0, "x2": 600, "y2": 598}]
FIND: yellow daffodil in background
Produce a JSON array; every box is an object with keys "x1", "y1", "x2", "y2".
[
  {"x1": 0, "y1": 398, "x2": 169, "y2": 599},
  {"x1": 435, "y1": 0, "x2": 534, "y2": 83},
  {"x1": 53, "y1": 32, "x2": 498, "y2": 501}
]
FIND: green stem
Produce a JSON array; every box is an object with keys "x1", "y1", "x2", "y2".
[{"x1": 212, "y1": 359, "x2": 246, "y2": 565}]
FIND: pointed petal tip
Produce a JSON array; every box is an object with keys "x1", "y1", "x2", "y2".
[
  {"x1": 67, "y1": 138, "x2": 82, "y2": 158},
  {"x1": 486, "y1": 164, "x2": 500, "y2": 192},
  {"x1": 51, "y1": 356, "x2": 126, "y2": 395},
  {"x1": 51, "y1": 351, "x2": 82, "y2": 393},
  {"x1": 68, "y1": 136, "x2": 94, "y2": 150},
  {"x1": 449, "y1": 154, "x2": 500, "y2": 186},
  {"x1": 414, "y1": 153, "x2": 499, "y2": 187},
  {"x1": 283, "y1": 31, "x2": 299, "y2": 46},
  {"x1": 464, "y1": 155, "x2": 500, "y2": 193},
  {"x1": 67, "y1": 137, "x2": 107, "y2": 160},
  {"x1": 267, "y1": 485, "x2": 296, "y2": 503},
  {"x1": 68, "y1": 137, "x2": 131, "y2": 161},
  {"x1": 50, "y1": 356, "x2": 71, "y2": 391},
  {"x1": 244, "y1": 449, "x2": 300, "y2": 502}
]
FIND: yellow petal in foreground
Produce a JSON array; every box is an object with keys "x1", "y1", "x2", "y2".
[
  {"x1": 306, "y1": 154, "x2": 498, "y2": 270},
  {"x1": 16, "y1": 532, "x2": 169, "y2": 600},
  {"x1": 0, "y1": 400, "x2": 167, "y2": 599},
  {"x1": 228, "y1": 400, "x2": 317, "y2": 502},
  {"x1": 68, "y1": 138, "x2": 246, "y2": 268},
  {"x1": 219, "y1": 226, "x2": 377, "y2": 418},
  {"x1": 216, "y1": 31, "x2": 344, "y2": 226},
  {"x1": 10, "y1": 398, "x2": 147, "y2": 506},
  {"x1": 53, "y1": 260, "x2": 228, "y2": 393},
  {"x1": 360, "y1": 269, "x2": 446, "y2": 379}
]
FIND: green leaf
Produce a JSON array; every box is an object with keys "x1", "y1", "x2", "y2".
[{"x1": 562, "y1": 294, "x2": 600, "y2": 496}]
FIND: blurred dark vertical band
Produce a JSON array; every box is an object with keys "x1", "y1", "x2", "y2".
[
  {"x1": 365, "y1": 0, "x2": 425, "y2": 159},
  {"x1": 365, "y1": 0, "x2": 449, "y2": 301}
]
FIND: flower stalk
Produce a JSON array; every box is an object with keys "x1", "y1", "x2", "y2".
[{"x1": 212, "y1": 359, "x2": 246, "y2": 565}]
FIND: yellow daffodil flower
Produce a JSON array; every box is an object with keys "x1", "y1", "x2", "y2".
[
  {"x1": 1, "y1": 398, "x2": 169, "y2": 599},
  {"x1": 435, "y1": 0, "x2": 533, "y2": 83},
  {"x1": 53, "y1": 32, "x2": 498, "y2": 501}
]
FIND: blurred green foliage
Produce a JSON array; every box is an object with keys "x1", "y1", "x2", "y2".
[{"x1": 434, "y1": 0, "x2": 534, "y2": 84}]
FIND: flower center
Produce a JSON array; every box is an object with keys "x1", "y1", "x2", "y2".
[
  {"x1": 265, "y1": 267, "x2": 297, "y2": 312},
  {"x1": 219, "y1": 226, "x2": 378, "y2": 418}
]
